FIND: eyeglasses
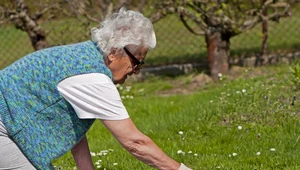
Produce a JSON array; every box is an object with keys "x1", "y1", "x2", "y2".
[{"x1": 123, "y1": 47, "x2": 144, "y2": 70}]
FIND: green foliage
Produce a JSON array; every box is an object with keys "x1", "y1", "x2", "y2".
[
  {"x1": 289, "y1": 62, "x2": 300, "y2": 89},
  {"x1": 221, "y1": 3, "x2": 227, "y2": 9}
]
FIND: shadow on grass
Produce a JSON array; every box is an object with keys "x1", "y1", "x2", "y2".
[{"x1": 145, "y1": 51, "x2": 207, "y2": 67}]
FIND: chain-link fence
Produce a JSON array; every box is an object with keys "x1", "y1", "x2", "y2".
[{"x1": 1, "y1": 2, "x2": 300, "y2": 69}]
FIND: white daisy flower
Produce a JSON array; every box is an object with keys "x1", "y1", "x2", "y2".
[{"x1": 90, "y1": 152, "x2": 96, "y2": 157}]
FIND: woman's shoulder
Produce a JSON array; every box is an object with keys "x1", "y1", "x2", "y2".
[{"x1": 42, "y1": 40, "x2": 93, "y2": 53}]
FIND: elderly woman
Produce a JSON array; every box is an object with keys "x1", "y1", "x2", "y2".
[{"x1": 0, "y1": 8, "x2": 192, "y2": 170}]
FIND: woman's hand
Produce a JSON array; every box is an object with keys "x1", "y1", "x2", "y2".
[
  {"x1": 71, "y1": 135, "x2": 94, "y2": 170},
  {"x1": 101, "y1": 118, "x2": 182, "y2": 170}
]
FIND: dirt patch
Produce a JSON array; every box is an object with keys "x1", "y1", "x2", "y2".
[
  {"x1": 227, "y1": 66, "x2": 270, "y2": 80},
  {"x1": 158, "y1": 66, "x2": 272, "y2": 96},
  {"x1": 159, "y1": 73, "x2": 213, "y2": 96}
]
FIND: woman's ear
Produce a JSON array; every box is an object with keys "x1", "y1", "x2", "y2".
[{"x1": 107, "y1": 48, "x2": 117, "y2": 62}]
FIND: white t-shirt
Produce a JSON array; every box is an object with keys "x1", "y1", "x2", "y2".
[{"x1": 57, "y1": 73, "x2": 129, "y2": 120}]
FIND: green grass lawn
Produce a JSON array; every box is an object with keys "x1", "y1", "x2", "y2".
[{"x1": 53, "y1": 63, "x2": 300, "y2": 169}]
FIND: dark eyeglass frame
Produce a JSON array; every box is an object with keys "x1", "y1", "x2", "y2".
[{"x1": 123, "y1": 47, "x2": 144, "y2": 69}]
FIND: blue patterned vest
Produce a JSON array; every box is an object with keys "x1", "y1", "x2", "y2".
[{"x1": 0, "y1": 41, "x2": 112, "y2": 169}]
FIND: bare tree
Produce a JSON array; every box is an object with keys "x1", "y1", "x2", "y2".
[
  {"x1": 1, "y1": 0, "x2": 49, "y2": 50},
  {"x1": 261, "y1": 0, "x2": 268, "y2": 57},
  {"x1": 0, "y1": 0, "x2": 145, "y2": 51},
  {"x1": 150, "y1": 0, "x2": 291, "y2": 80}
]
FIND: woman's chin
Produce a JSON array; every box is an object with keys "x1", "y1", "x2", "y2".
[{"x1": 114, "y1": 77, "x2": 127, "y2": 84}]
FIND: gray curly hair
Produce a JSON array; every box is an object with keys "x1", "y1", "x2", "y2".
[{"x1": 91, "y1": 7, "x2": 156, "y2": 57}]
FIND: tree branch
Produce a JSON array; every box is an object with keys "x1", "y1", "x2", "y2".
[
  {"x1": 149, "y1": 6, "x2": 175, "y2": 23},
  {"x1": 32, "y1": 4, "x2": 57, "y2": 21},
  {"x1": 187, "y1": 1, "x2": 207, "y2": 16},
  {"x1": 180, "y1": 14, "x2": 205, "y2": 36},
  {"x1": 241, "y1": 1, "x2": 290, "y2": 31},
  {"x1": 267, "y1": 2, "x2": 291, "y2": 22},
  {"x1": 0, "y1": 5, "x2": 7, "y2": 24},
  {"x1": 139, "y1": 0, "x2": 146, "y2": 13},
  {"x1": 240, "y1": 16, "x2": 261, "y2": 31},
  {"x1": 177, "y1": 6, "x2": 208, "y2": 31}
]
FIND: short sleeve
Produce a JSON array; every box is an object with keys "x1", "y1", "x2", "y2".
[{"x1": 57, "y1": 73, "x2": 129, "y2": 120}]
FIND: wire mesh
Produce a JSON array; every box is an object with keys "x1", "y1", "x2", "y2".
[{"x1": 0, "y1": 2, "x2": 299, "y2": 70}]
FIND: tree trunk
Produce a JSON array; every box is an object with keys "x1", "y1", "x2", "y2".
[
  {"x1": 256, "y1": 0, "x2": 268, "y2": 66},
  {"x1": 10, "y1": 0, "x2": 48, "y2": 51},
  {"x1": 261, "y1": 8, "x2": 268, "y2": 55},
  {"x1": 19, "y1": 13, "x2": 48, "y2": 50},
  {"x1": 205, "y1": 31, "x2": 230, "y2": 81}
]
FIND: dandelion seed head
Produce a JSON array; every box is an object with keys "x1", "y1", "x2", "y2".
[
  {"x1": 178, "y1": 131, "x2": 183, "y2": 135},
  {"x1": 256, "y1": 152, "x2": 261, "y2": 155},
  {"x1": 238, "y1": 126, "x2": 243, "y2": 130},
  {"x1": 232, "y1": 153, "x2": 237, "y2": 156}
]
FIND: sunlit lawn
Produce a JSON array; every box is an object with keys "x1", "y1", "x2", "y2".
[{"x1": 53, "y1": 63, "x2": 300, "y2": 169}]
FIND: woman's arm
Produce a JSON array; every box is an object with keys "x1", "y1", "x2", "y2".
[
  {"x1": 101, "y1": 118, "x2": 185, "y2": 170},
  {"x1": 71, "y1": 135, "x2": 94, "y2": 170}
]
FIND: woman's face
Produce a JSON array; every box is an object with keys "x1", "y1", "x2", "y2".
[{"x1": 106, "y1": 46, "x2": 148, "y2": 84}]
